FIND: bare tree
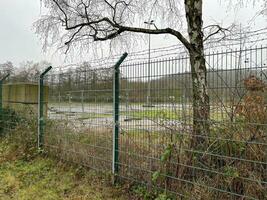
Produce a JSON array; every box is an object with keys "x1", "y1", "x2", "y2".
[
  {"x1": 0, "y1": 61, "x2": 14, "y2": 77},
  {"x1": 254, "y1": 0, "x2": 266, "y2": 17},
  {"x1": 229, "y1": 0, "x2": 267, "y2": 19},
  {"x1": 15, "y1": 61, "x2": 51, "y2": 82},
  {"x1": 36, "y1": 0, "x2": 232, "y2": 147}
]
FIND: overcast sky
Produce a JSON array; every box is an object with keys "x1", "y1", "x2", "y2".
[{"x1": 0, "y1": 0, "x2": 265, "y2": 67}]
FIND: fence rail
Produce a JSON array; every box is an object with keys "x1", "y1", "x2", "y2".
[{"x1": 1, "y1": 46, "x2": 267, "y2": 199}]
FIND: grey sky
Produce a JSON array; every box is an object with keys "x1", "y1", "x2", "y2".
[
  {"x1": 0, "y1": 1, "x2": 43, "y2": 66},
  {"x1": 0, "y1": 0, "x2": 265, "y2": 67}
]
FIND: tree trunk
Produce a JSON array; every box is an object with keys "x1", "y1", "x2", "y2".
[
  {"x1": 189, "y1": 50, "x2": 210, "y2": 147},
  {"x1": 185, "y1": 0, "x2": 210, "y2": 148}
]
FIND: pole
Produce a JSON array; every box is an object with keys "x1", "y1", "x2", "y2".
[
  {"x1": 113, "y1": 52, "x2": 128, "y2": 183},
  {"x1": 147, "y1": 25, "x2": 151, "y2": 106},
  {"x1": 0, "y1": 74, "x2": 10, "y2": 135},
  {"x1": 143, "y1": 20, "x2": 155, "y2": 107},
  {"x1": 58, "y1": 92, "x2": 61, "y2": 112},
  {"x1": 38, "y1": 66, "x2": 52, "y2": 149},
  {"x1": 68, "y1": 93, "x2": 72, "y2": 113},
  {"x1": 81, "y1": 90, "x2": 84, "y2": 113}
]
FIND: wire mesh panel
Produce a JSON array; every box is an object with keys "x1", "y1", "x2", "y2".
[
  {"x1": 38, "y1": 45, "x2": 267, "y2": 199},
  {"x1": 44, "y1": 66, "x2": 114, "y2": 172},
  {"x1": 118, "y1": 46, "x2": 267, "y2": 199}
]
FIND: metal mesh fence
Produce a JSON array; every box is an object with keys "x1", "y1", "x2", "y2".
[
  {"x1": 43, "y1": 46, "x2": 266, "y2": 199},
  {"x1": 43, "y1": 66, "x2": 114, "y2": 171},
  {"x1": 117, "y1": 46, "x2": 267, "y2": 199},
  {"x1": 1, "y1": 45, "x2": 266, "y2": 199}
]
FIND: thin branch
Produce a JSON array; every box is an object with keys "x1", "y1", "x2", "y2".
[
  {"x1": 204, "y1": 25, "x2": 231, "y2": 42},
  {"x1": 51, "y1": 0, "x2": 192, "y2": 51}
]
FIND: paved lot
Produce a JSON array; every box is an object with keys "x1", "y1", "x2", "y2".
[{"x1": 48, "y1": 103, "x2": 189, "y2": 132}]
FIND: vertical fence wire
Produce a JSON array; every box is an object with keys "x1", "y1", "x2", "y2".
[
  {"x1": 117, "y1": 46, "x2": 267, "y2": 199},
  {"x1": 1, "y1": 46, "x2": 266, "y2": 199}
]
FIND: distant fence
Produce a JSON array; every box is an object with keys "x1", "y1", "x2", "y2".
[{"x1": 1, "y1": 46, "x2": 267, "y2": 199}]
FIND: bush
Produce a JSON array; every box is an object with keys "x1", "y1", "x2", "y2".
[{"x1": 0, "y1": 108, "x2": 21, "y2": 136}]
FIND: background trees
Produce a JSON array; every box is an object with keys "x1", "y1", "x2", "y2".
[
  {"x1": 0, "y1": 61, "x2": 51, "y2": 82},
  {"x1": 0, "y1": 61, "x2": 14, "y2": 77}
]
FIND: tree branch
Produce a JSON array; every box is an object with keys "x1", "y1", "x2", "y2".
[
  {"x1": 51, "y1": 0, "x2": 192, "y2": 51},
  {"x1": 203, "y1": 25, "x2": 231, "y2": 42}
]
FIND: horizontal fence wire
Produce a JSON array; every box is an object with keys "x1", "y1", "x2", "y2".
[
  {"x1": 45, "y1": 46, "x2": 266, "y2": 199},
  {"x1": 1, "y1": 45, "x2": 266, "y2": 199},
  {"x1": 43, "y1": 67, "x2": 114, "y2": 172},
  {"x1": 117, "y1": 46, "x2": 267, "y2": 199}
]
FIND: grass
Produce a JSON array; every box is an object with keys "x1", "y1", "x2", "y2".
[
  {"x1": 3, "y1": 91, "x2": 266, "y2": 200},
  {"x1": 43, "y1": 117, "x2": 267, "y2": 199},
  {"x1": 122, "y1": 108, "x2": 227, "y2": 121},
  {"x1": 0, "y1": 134, "x2": 131, "y2": 200},
  {"x1": 78, "y1": 112, "x2": 112, "y2": 120},
  {"x1": 0, "y1": 159, "x2": 128, "y2": 200},
  {"x1": 123, "y1": 109, "x2": 186, "y2": 120}
]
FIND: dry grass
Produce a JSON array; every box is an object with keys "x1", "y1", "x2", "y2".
[
  {"x1": 44, "y1": 96, "x2": 267, "y2": 200},
  {"x1": 2, "y1": 76, "x2": 266, "y2": 200},
  {"x1": 0, "y1": 119, "x2": 133, "y2": 200}
]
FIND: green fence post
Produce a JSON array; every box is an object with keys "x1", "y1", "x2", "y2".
[
  {"x1": 38, "y1": 66, "x2": 52, "y2": 149},
  {"x1": 113, "y1": 53, "x2": 128, "y2": 182},
  {"x1": 0, "y1": 74, "x2": 10, "y2": 135}
]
